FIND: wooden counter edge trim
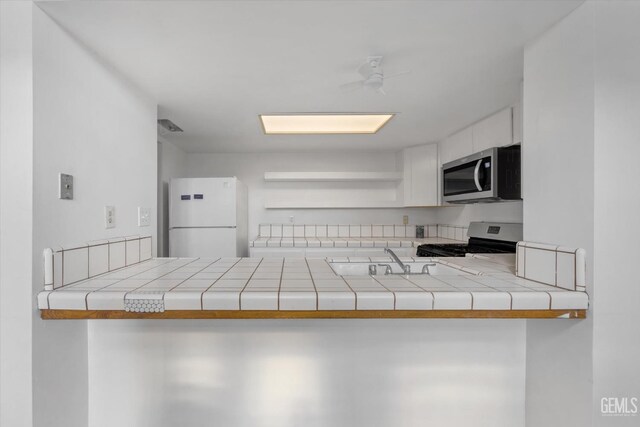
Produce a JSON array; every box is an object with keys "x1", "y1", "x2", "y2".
[{"x1": 41, "y1": 309, "x2": 586, "y2": 320}]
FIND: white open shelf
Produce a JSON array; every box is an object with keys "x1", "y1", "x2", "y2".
[{"x1": 264, "y1": 171, "x2": 402, "y2": 182}]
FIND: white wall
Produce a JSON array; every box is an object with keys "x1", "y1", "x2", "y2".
[
  {"x1": 0, "y1": 2, "x2": 34, "y2": 426},
  {"x1": 158, "y1": 139, "x2": 186, "y2": 256},
  {"x1": 32, "y1": 6, "x2": 157, "y2": 427},
  {"x1": 185, "y1": 151, "x2": 438, "y2": 236},
  {"x1": 183, "y1": 151, "x2": 522, "y2": 237},
  {"x1": 522, "y1": 3, "x2": 594, "y2": 426},
  {"x1": 592, "y1": 2, "x2": 640, "y2": 425},
  {"x1": 435, "y1": 202, "x2": 523, "y2": 226},
  {"x1": 89, "y1": 319, "x2": 526, "y2": 427}
]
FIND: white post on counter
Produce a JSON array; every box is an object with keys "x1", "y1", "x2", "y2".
[{"x1": 43, "y1": 248, "x2": 54, "y2": 291}]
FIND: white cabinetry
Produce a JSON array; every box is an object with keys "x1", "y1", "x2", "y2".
[
  {"x1": 402, "y1": 143, "x2": 438, "y2": 207},
  {"x1": 440, "y1": 106, "x2": 516, "y2": 167},
  {"x1": 512, "y1": 102, "x2": 522, "y2": 144},
  {"x1": 440, "y1": 126, "x2": 473, "y2": 165},
  {"x1": 471, "y1": 107, "x2": 513, "y2": 152}
]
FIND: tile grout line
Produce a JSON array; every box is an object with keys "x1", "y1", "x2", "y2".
[
  {"x1": 370, "y1": 275, "x2": 398, "y2": 310},
  {"x1": 332, "y1": 259, "x2": 358, "y2": 310},
  {"x1": 305, "y1": 258, "x2": 319, "y2": 311},
  {"x1": 277, "y1": 258, "x2": 285, "y2": 310},
  {"x1": 237, "y1": 258, "x2": 263, "y2": 310},
  {"x1": 165, "y1": 257, "x2": 221, "y2": 293}
]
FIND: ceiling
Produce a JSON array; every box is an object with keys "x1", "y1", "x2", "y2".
[{"x1": 38, "y1": 0, "x2": 582, "y2": 153}]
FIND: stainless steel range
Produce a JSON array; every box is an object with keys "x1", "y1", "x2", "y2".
[{"x1": 416, "y1": 222, "x2": 523, "y2": 257}]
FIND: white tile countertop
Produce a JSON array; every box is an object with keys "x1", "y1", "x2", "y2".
[{"x1": 38, "y1": 253, "x2": 589, "y2": 319}]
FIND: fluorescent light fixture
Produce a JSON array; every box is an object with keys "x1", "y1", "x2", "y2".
[{"x1": 260, "y1": 113, "x2": 394, "y2": 134}]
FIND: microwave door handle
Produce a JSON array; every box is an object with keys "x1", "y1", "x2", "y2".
[{"x1": 473, "y1": 159, "x2": 483, "y2": 191}]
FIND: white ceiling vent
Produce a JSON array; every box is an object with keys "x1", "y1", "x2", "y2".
[{"x1": 157, "y1": 119, "x2": 183, "y2": 134}]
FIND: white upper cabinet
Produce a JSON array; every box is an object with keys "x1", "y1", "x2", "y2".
[
  {"x1": 439, "y1": 126, "x2": 473, "y2": 165},
  {"x1": 402, "y1": 143, "x2": 439, "y2": 207},
  {"x1": 471, "y1": 107, "x2": 514, "y2": 152},
  {"x1": 512, "y1": 101, "x2": 522, "y2": 144}
]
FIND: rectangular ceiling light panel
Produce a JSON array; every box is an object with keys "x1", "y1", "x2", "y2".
[{"x1": 260, "y1": 114, "x2": 394, "y2": 134}]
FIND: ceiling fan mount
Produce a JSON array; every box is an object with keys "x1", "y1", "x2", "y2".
[{"x1": 340, "y1": 55, "x2": 409, "y2": 95}]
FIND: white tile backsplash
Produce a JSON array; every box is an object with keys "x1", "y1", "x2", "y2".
[
  {"x1": 523, "y1": 245, "x2": 556, "y2": 285},
  {"x1": 304, "y1": 225, "x2": 316, "y2": 237},
  {"x1": 109, "y1": 241, "x2": 126, "y2": 271},
  {"x1": 63, "y1": 247, "x2": 89, "y2": 285},
  {"x1": 556, "y1": 251, "x2": 575, "y2": 290},
  {"x1": 271, "y1": 224, "x2": 282, "y2": 237},
  {"x1": 259, "y1": 224, "x2": 271, "y2": 237},
  {"x1": 53, "y1": 249, "x2": 63, "y2": 289},
  {"x1": 125, "y1": 238, "x2": 140, "y2": 266},
  {"x1": 89, "y1": 244, "x2": 109, "y2": 277},
  {"x1": 140, "y1": 237, "x2": 152, "y2": 261},
  {"x1": 315, "y1": 225, "x2": 327, "y2": 237},
  {"x1": 516, "y1": 242, "x2": 587, "y2": 292},
  {"x1": 46, "y1": 236, "x2": 153, "y2": 291}
]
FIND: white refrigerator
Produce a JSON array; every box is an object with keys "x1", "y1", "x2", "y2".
[{"x1": 169, "y1": 177, "x2": 248, "y2": 258}]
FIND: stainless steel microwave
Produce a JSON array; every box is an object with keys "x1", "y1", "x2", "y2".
[{"x1": 442, "y1": 145, "x2": 521, "y2": 204}]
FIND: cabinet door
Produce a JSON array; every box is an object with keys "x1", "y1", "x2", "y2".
[
  {"x1": 512, "y1": 102, "x2": 522, "y2": 144},
  {"x1": 472, "y1": 107, "x2": 513, "y2": 152},
  {"x1": 439, "y1": 127, "x2": 473, "y2": 164},
  {"x1": 403, "y1": 144, "x2": 438, "y2": 206}
]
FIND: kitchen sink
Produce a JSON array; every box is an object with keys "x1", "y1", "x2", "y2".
[{"x1": 329, "y1": 261, "x2": 470, "y2": 276}]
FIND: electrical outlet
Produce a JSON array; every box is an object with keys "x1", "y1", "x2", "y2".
[
  {"x1": 105, "y1": 206, "x2": 115, "y2": 229},
  {"x1": 137, "y1": 207, "x2": 150, "y2": 227},
  {"x1": 59, "y1": 173, "x2": 73, "y2": 200},
  {"x1": 403, "y1": 215, "x2": 409, "y2": 225}
]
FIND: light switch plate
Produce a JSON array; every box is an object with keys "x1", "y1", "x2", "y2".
[
  {"x1": 105, "y1": 206, "x2": 115, "y2": 229},
  {"x1": 59, "y1": 173, "x2": 73, "y2": 200},
  {"x1": 137, "y1": 207, "x2": 150, "y2": 227}
]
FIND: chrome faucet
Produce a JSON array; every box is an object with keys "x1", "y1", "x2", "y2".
[
  {"x1": 421, "y1": 262, "x2": 437, "y2": 274},
  {"x1": 384, "y1": 248, "x2": 410, "y2": 274},
  {"x1": 377, "y1": 264, "x2": 393, "y2": 275}
]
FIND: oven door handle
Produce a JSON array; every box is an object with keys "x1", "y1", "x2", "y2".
[{"x1": 473, "y1": 159, "x2": 483, "y2": 191}]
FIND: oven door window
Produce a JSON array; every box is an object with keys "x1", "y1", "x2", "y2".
[{"x1": 443, "y1": 157, "x2": 491, "y2": 196}]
